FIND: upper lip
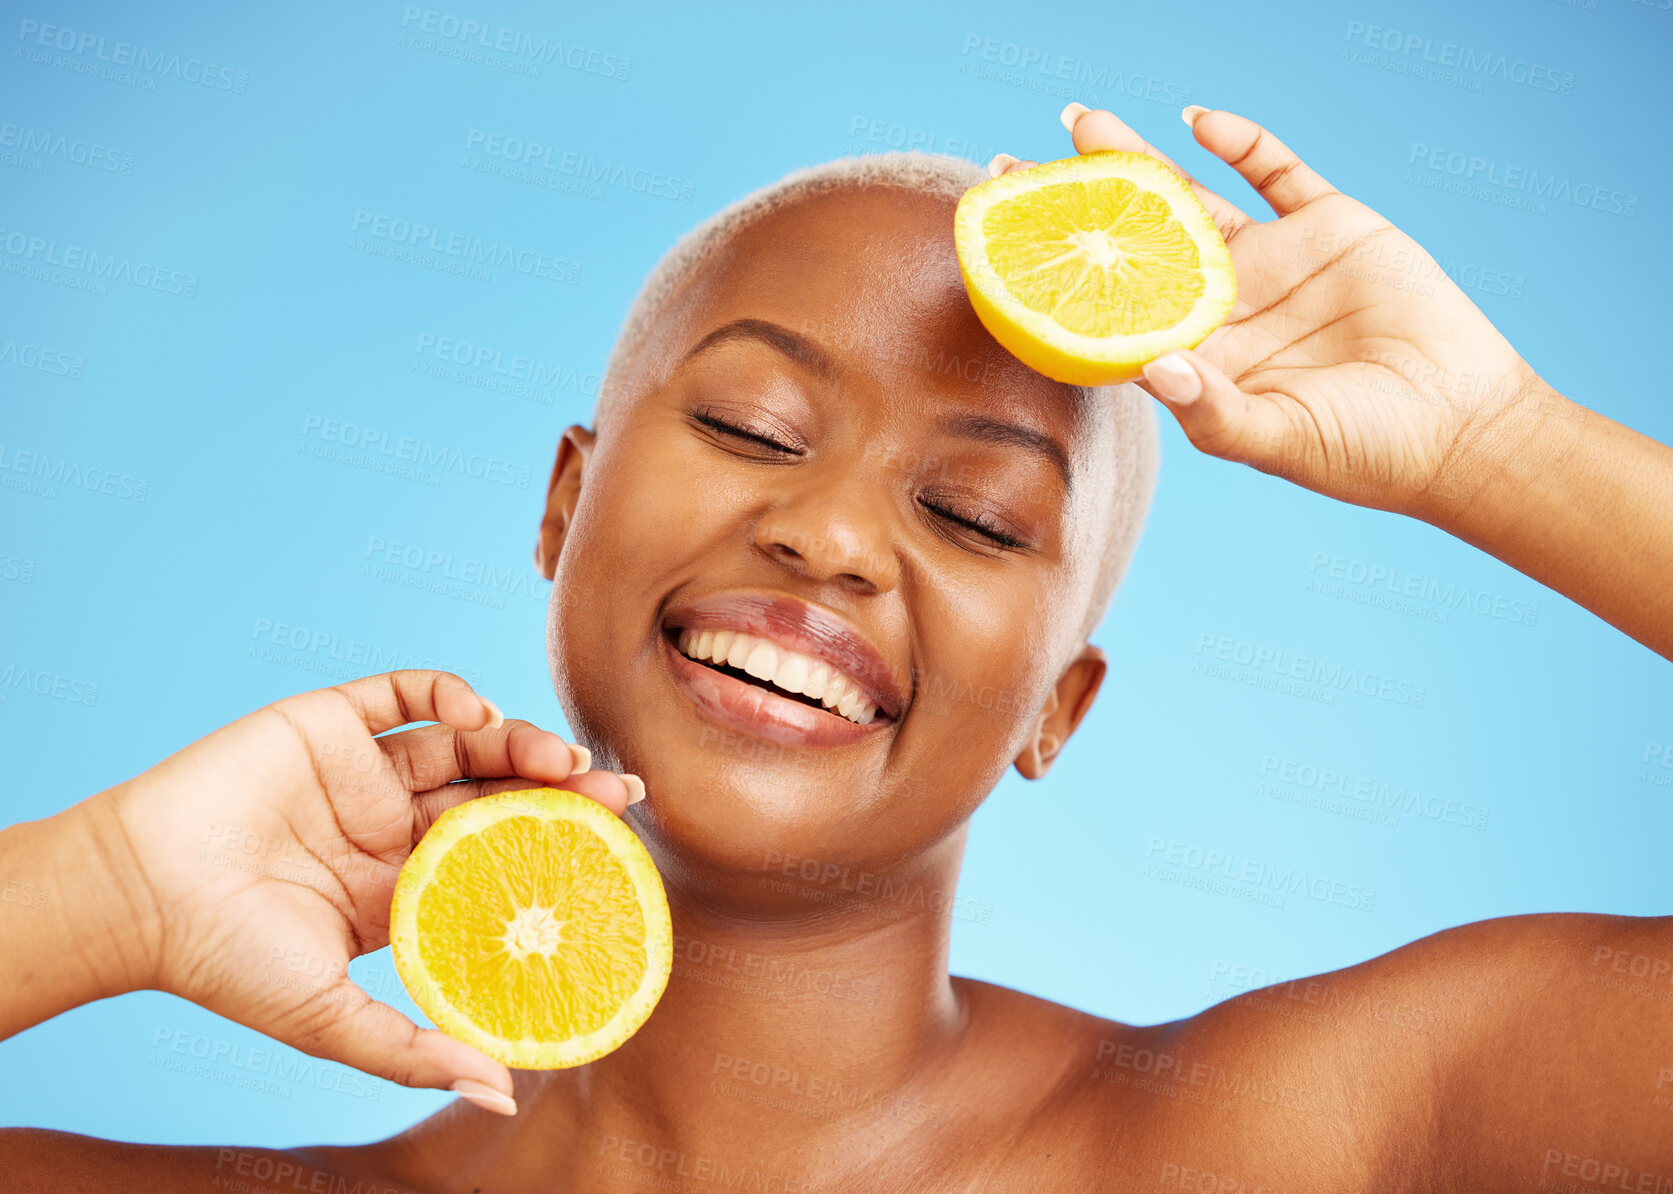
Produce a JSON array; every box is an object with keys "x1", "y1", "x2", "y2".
[{"x1": 662, "y1": 590, "x2": 907, "y2": 720}]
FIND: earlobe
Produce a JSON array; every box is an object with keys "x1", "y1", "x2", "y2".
[
  {"x1": 1014, "y1": 644, "x2": 1107, "y2": 781},
  {"x1": 534, "y1": 425, "x2": 596, "y2": 580}
]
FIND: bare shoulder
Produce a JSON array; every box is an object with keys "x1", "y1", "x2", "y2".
[
  {"x1": 1009, "y1": 911, "x2": 1673, "y2": 1192},
  {"x1": 0, "y1": 1128, "x2": 422, "y2": 1194}
]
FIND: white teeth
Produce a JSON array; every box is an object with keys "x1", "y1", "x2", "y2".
[
  {"x1": 743, "y1": 641, "x2": 778, "y2": 681},
  {"x1": 674, "y1": 628, "x2": 880, "y2": 726},
  {"x1": 775, "y1": 653, "x2": 809, "y2": 693},
  {"x1": 802, "y1": 661, "x2": 829, "y2": 699}
]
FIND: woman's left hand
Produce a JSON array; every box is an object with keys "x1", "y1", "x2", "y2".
[{"x1": 991, "y1": 103, "x2": 1552, "y2": 522}]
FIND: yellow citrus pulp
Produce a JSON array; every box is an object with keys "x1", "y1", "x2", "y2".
[
  {"x1": 390, "y1": 787, "x2": 672, "y2": 1069},
  {"x1": 954, "y1": 150, "x2": 1237, "y2": 385}
]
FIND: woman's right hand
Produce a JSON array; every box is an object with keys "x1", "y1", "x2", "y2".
[{"x1": 32, "y1": 670, "x2": 640, "y2": 1114}]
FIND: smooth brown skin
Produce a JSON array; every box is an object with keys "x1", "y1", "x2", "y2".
[{"x1": 6, "y1": 106, "x2": 1673, "y2": 1192}]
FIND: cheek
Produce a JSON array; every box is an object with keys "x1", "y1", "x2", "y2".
[{"x1": 905, "y1": 574, "x2": 1052, "y2": 773}]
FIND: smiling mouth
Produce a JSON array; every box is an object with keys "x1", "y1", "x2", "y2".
[{"x1": 668, "y1": 626, "x2": 884, "y2": 726}]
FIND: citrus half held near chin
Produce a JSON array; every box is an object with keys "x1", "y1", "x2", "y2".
[
  {"x1": 955, "y1": 150, "x2": 1237, "y2": 386},
  {"x1": 390, "y1": 787, "x2": 672, "y2": 1069}
]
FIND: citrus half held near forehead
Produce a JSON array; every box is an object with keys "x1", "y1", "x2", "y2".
[{"x1": 955, "y1": 150, "x2": 1237, "y2": 386}]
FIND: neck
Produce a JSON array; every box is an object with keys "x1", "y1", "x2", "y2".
[{"x1": 523, "y1": 824, "x2": 972, "y2": 1173}]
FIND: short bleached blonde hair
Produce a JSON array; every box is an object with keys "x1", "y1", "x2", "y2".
[{"x1": 593, "y1": 150, "x2": 1158, "y2": 642}]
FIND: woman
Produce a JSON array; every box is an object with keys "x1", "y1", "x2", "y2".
[{"x1": 4, "y1": 103, "x2": 1670, "y2": 1191}]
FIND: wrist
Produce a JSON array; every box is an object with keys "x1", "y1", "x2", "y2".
[
  {"x1": 57, "y1": 786, "x2": 165, "y2": 997},
  {"x1": 1409, "y1": 365, "x2": 1577, "y2": 535}
]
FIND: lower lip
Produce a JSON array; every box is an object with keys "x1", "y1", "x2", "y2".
[{"x1": 661, "y1": 635, "x2": 888, "y2": 748}]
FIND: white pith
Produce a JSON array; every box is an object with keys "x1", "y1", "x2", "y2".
[{"x1": 675, "y1": 627, "x2": 879, "y2": 726}]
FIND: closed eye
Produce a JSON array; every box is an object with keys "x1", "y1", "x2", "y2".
[
  {"x1": 692, "y1": 408, "x2": 802, "y2": 455},
  {"x1": 919, "y1": 498, "x2": 1027, "y2": 550}
]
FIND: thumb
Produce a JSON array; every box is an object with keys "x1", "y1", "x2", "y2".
[
  {"x1": 293, "y1": 978, "x2": 517, "y2": 1115},
  {"x1": 1139, "y1": 350, "x2": 1302, "y2": 476}
]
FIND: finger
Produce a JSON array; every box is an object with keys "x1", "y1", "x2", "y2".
[
  {"x1": 411, "y1": 768, "x2": 638, "y2": 837},
  {"x1": 1184, "y1": 108, "x2": 1337, "y2": 217},
  {"x1": 1061, "y1": 103, "x2": 1253, "y2": 238},
  {"x1": 380, "y1": 719, "x2": 590, "y2": 794},
  {"x1": 985, "y1": 153, "x2": 1038, "y2": 178},
  {"x1": 331, "y1": 670, "x2": 499, "y2": 737},
  {"x1": 1139, "y1": 350, "x2": 1299, "y2": 468},
  {"x1": 292, "y1": 980, "x2": 516, "y2": 1114}
]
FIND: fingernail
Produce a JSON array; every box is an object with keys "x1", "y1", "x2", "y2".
[
  {"x1": 1181, "y1": 105, "x2": 1208, "y2": 128},
  {"x1": 1059, "y1": 102, "x2": 1090, "y2": 133},
  {"x1": 622, "y1": 774, "x2": 646, "y2": 805},
  {"x1": 1143, "y1": 353, "x2": 1203, "y2": 404},
  {"x1": 480, "y1": 698, "x2": 505, "y2": 731},
  {"x1": 451, "y1": 1078, "x2": 517, "y2": 1116},
  {"x1": 569, "y1": 743, "x2": 592, "y2": 774},
  {"x1": 987, "y1": 152, "x2": 1019, "y2": 179}
]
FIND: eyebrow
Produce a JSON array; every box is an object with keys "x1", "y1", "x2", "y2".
[
  {"x1": 940, "y1": 412, "x2": 1074, "y2": 492},
  {"x1": 681, "y1": 318, "x2": 838, "y2": 379},
  {"x1": 682, "y1": 317, "x2": 1073, "y2": 490}
]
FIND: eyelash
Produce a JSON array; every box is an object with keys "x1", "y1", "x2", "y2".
[{"x1": 693, "y1": 408, "x2": 1026, "y2": 551}]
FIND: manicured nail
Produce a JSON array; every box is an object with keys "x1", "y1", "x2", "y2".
[
  {"x1": 622, "y1": 774, "x2": 646, "y2": 805},
  {"x1": 1181, "y1": 105, "x2": 1208, "y2": 128},
  {"x1": 480, "y1": 698, "x2": 505, "y2": 731},
  {"x1": 987, "y1": 152, "x2": 1019, "y2": 179},
  {"x1": 1059, "y1": 102, "x2": 1090, "y2": 133},
  {"x1": 451, "y1": 1078, "x2": 516, "y2": 1116},
  {"x1": 1143, "y1": 354, "x2": 1203, "y2": 404},
  {"x1": 569, "y1": 744, "x2": 592, "y2": 774}
]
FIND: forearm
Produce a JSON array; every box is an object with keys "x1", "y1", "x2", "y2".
[
  {"x1": 0, "y1": 793, "x2": 157, "y2": 1038},
  {"x1": 1427, "y1": 380, "x2": 1673, "y2": 661}
]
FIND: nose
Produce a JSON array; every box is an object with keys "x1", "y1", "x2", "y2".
[{"x1": 752, "y1": 466, "x2": 902, "y2": 595}]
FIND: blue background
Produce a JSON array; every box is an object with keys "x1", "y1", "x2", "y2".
[{"x1": 2, "y1": 0, "x2": 1669, "y2": 1147}]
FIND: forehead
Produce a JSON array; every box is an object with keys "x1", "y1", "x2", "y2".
[{"x1": 651, "y1": 184, "x2": 1113, "y2": 460}]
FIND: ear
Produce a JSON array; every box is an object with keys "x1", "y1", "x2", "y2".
[
  {"x1": 534, "y1": 425, "x2": 596, "y2": 580},
  {"x1": 1014, "y1": 643, "x2": 1106, "y2": 780}
]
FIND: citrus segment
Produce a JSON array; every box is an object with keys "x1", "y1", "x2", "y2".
[
  {"x1": 390, "y1": 787, "x2": 672, "y2": 1069},
  {"x1": 955, "y1": 150, "x2": 1236, "y2": 385}
]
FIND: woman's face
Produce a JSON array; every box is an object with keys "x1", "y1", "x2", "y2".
[{"x1": 538, "y1": 184, "x2": 1119, "y2": 892}]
